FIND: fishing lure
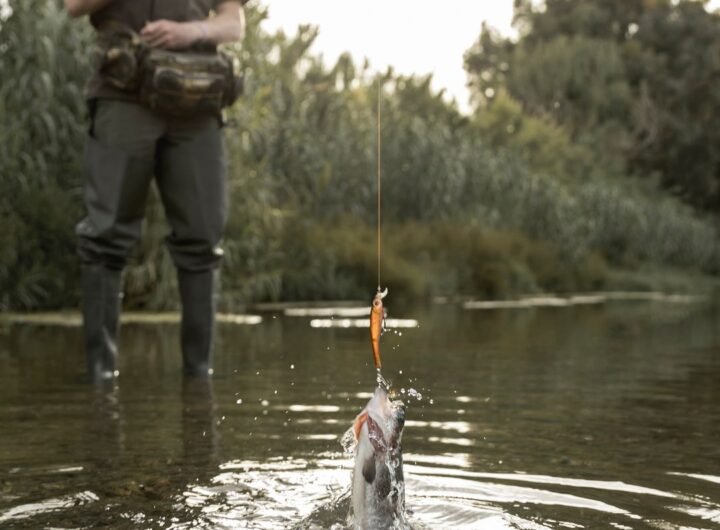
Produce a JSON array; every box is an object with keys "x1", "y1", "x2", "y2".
[{"x1": 370, "y1": 287, "x2": 388, "y2": 370}]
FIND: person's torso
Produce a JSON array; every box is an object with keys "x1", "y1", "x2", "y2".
[
  {"x1": 90, "y1": 0, "x2": 218, "y2": 33},
  {"x1": 87, "y1": 0, "x2": 224, "y2": 100}
]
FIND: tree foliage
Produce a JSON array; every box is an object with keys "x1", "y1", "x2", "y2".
[
  {"x1": 0, "y1": 1, "x2": 718, "y2": 310},
  {"x1": 0, "y1": 0, "x2": 91, "y2": 309},
  {"x1": 465, "y1": 0, "x2": 720, "y2": 209}
]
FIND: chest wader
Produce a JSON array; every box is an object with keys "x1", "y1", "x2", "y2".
[
  {"x1": 77, "y1": 1, "x2": 239, "y2": 382},
  {"x1": 77, "y1": 98, "x2": 226, "y2": 382}
]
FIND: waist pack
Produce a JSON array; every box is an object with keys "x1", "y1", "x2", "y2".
[
  {"x1": 94, "y1": 24, "x2": 242, "y2": 118},
  {"x1": 140, "y1": 49, "x2": 242, "y2": 117}
]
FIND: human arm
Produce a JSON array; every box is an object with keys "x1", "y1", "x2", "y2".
[
  {"x1": 140, "y1": 1, "x2": 246, "y2": 50},
  {"x1": 64, "y1": 0, "x2": 114, "y2": 18}
]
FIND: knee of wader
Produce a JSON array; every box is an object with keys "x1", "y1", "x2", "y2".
[
  {"x1": 167, "y1": 241, "x2": 225, "y2": 272},
  {"x1": 76, "y1": 219, "x2": 143, "y2": 270},
  {"x1": 76, "y1": 239, "x2": 131, "y2": 271}
]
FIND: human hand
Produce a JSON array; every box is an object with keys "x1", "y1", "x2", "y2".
[{"x1": 140, "y1": 20, "x2": 201, "y2": 50}]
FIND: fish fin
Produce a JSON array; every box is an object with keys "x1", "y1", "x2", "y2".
[
  {"x1": 366, "y1": 414, "x2": 387, "y2": 454},
  {"x1": 362, "y1": 456, "x2": 376, "y2": 484},
  {"x1": 353, "y1": 411, "x2": 368, "y2": 441},
  {"x1": 375, "y1": 462, "x2": 392, "y2": 499}
]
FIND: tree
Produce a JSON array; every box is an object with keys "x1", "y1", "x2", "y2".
[{"x1": 465, "y1": 0, "x2": 720, "y2": 209}]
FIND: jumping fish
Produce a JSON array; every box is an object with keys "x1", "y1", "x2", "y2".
[{"x1": 350, "y1": 385, "x2": 407, "y2": 529}]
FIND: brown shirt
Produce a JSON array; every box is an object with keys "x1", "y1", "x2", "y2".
[{"x1": 87, "y1": 0, "x2": 245, "y2": 100}]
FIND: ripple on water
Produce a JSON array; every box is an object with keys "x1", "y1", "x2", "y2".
[
  {"x1": 2, "y1": 457, "x2": 719, "y2": 528},
  {"x1": 0, "y1": 491, "x2": 99, "y2": 525},
  {"x1": 156, "y1": 458, "x2": 715, "y2": 530}
]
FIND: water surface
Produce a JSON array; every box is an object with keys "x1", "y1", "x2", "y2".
[{"x1": 1, "y1": 297, "x2": 719, "y2": 529}]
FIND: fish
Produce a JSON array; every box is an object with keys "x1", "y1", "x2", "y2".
[
  {"x1": 350, "y1": 385, "x2": 407, "y2": 529},
  {"x1": 370, "y1": 288, "x2": 388, "y2": 370}
]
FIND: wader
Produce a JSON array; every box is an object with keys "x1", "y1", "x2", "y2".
[{"x1": 76, "y1": 100, "x2": 227, "y2": 380}]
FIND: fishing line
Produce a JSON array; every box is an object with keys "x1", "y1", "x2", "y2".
[
  {"x1": 370, "y1": 79, "x2": 388, "y2": 380},
  {"x1": 376, "y1": 79, "x2": 382, "y2": 291}
]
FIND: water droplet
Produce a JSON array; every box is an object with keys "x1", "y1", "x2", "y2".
[
  {"x1": 290, "y1": 364, "x2": 295, "y2": 369},
  {"x1": 261, "y1": 399, "x2": 269, "y2": 407},
  {"x1": 407, "y1": 388, "x2": 423, "y2": 401},
  {"x1": 236, "y1": 398, "x2": 243, "y2": 404},
  {"x1": 274, "y1": 390, "x2": 278, "y2": 395}
]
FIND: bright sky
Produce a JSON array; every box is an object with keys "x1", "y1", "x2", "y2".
[
  {"x1": 260, "y1": 1, "x2": 516, "y2": 114},
  {"x1": 260, "y1": 0, "x2": 720, "y2": 115}
]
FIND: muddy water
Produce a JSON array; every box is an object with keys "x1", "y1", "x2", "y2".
[{"x1": 1, "y1": 297, "x2": 719, "y2": 529}]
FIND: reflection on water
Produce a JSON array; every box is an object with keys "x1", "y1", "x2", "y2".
[
  {"x1": 309, "y1": 318, "x2": 419, "y2": 329},
  {"x1": 0, "y1": 298, "x2": 719, "y2": 528}
]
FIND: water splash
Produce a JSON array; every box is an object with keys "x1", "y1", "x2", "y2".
[
  {"x1": 340, "y1": 427, "x2": 356, "y2": 455},
  {"x1": 376, "y1": 368, "x2": 390, "y2": 391}
]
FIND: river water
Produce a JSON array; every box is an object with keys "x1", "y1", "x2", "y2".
[{"x1": 1, "y1": 296, "x2": 719, "y2": 529}]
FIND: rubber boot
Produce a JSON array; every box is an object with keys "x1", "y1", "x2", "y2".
[
  {"x1": 178, "y1": 269, "x2": 217, "y2": 376},
  {"x1": 81, "y1": 265, "x2": 122, "y2": 382}
]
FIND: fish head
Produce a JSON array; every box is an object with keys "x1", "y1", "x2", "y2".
[
  {"x1": 351, "y1": 386, "x2": 407, "y2": 528},
  {"x1": 353, "y1": 387, "x2": 404, "y2": 448},
  {"x1": 367, "y1": 386, "x2": 404, "y2": 440}
]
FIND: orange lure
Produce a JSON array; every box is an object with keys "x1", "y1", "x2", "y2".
[{"x1": 370, "y1": 288, "x2": 388, "y2": 369}]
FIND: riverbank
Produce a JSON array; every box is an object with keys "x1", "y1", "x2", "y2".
[{"x1": 1, "y1": 288, "x2": 713, "y2": 328}]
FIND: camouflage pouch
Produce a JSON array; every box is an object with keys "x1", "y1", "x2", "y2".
[
  {"x1": 95, "y1": 23, "x2": 243, "y2": 117},
  {"x1": 139, "y1": 48, "x2": 243, "y2": 118},
  {"x1": 93, "y1": 25, "x2": 145, "y2": 91}
]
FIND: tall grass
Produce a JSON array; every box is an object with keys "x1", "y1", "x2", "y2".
[{"x1": 0, "y1": 0, "x2": 90, "y2": 309}]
